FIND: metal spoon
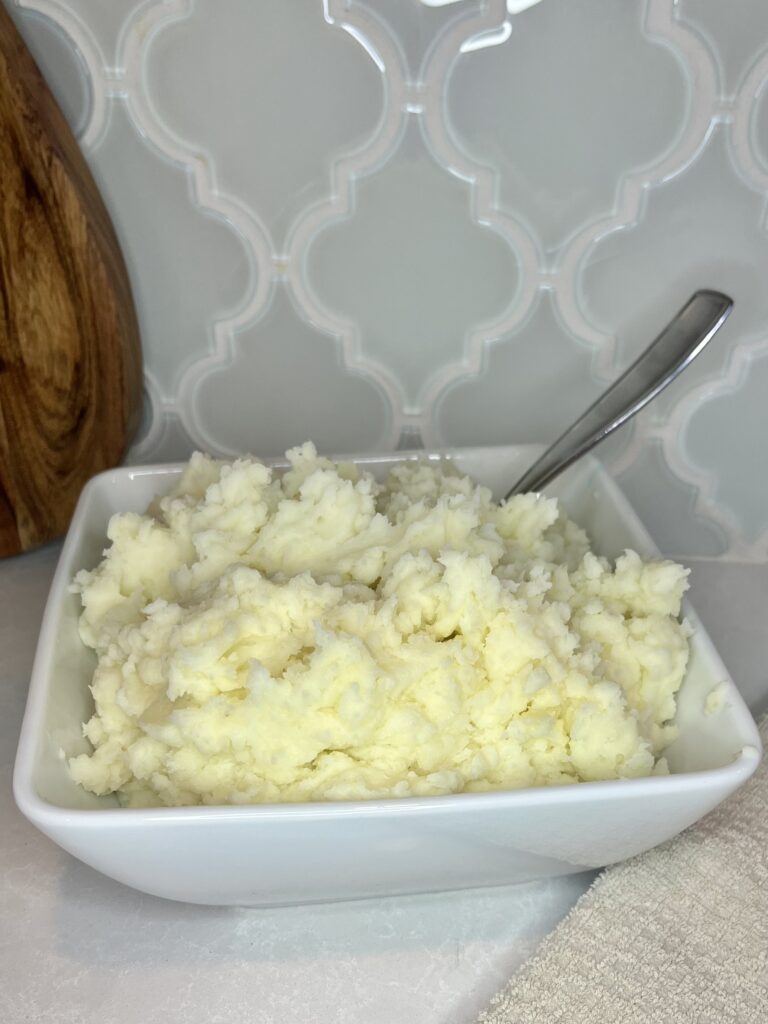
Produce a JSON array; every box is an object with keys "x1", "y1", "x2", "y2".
[{"x1": 504, "y1": 290, "x2": 733, "y2": 499}]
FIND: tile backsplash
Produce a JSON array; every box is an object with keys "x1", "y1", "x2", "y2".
[{"x1": 9, "y1": 0, "x2": 768, "y2": 562}]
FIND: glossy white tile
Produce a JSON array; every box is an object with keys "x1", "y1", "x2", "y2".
[
  {"x1": 191, "y1": 284, "x2": 392, "y2": 456},
  {"x1": 307, "y1": 119, "x2": 517, "y2": 414},
  {"x1": 9, "y1": 0, "x2": 768, "y2": 562}
]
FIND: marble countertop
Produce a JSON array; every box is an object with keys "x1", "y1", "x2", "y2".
[{"x1": 2, "y1": 543, "x2": 765, "y2": 1024}]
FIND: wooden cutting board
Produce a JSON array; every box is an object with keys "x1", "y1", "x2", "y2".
[{"x1": 0, "y1": 4, "x2": 143, "y2": 558}]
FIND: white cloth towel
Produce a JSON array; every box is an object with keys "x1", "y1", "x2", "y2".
[{"x1": 478, "y1": 715, "x2": 768, "y2": 1024}]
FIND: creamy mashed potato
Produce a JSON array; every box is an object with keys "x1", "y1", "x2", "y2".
[{"x1": 69, "y1": 444, "x2": 690, "y2": 807}]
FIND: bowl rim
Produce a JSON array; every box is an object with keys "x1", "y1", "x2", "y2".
[
  {"x1": 13, "y1": 445, "x2": 763, "y2": 827},
  {"x1": 14, "y1": 750, "x2": 762, "y2": 828}
]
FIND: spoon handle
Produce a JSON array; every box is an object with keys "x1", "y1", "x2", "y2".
[{"x1": 504, "y1": 289, "x2": 733, "y2": 500}]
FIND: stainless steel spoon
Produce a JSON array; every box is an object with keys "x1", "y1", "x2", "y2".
[{"x1": 504, "y1": 289, "x2": 733, "y2": 499}]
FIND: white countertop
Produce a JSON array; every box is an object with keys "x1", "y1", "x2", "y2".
[{"x1": 2, "y1": 543, "x2": 766, "y2": 1024}]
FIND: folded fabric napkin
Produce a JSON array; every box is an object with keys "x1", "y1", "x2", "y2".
[{"x1": 478, "y1": 715, "x2": 768, "y2": 1024}]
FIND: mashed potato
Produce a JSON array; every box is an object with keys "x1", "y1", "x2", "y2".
[{"x1": 69, "y1": 443, "x2": 690, "y2": 807}]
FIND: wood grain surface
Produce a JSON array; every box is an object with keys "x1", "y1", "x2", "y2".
[{"x1": 0, "y1": 3, "x2": 142, "y2": 557}]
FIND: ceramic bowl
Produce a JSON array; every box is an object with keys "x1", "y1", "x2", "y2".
[{"x1": 13, "y1": 445, "x2": 761, "y2": 906}]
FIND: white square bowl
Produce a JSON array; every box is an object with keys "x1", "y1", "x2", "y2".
[{"x1": 13, "y1": 445, "x2": 761, "y2": 907}]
